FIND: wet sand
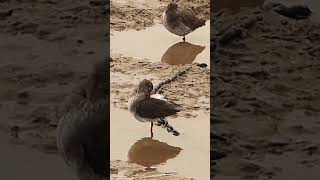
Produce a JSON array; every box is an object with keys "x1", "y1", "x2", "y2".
[
  {"x1": 110, "y1": 0, "x2": 210, "y2": 31},
  {"x1": 213, "y1": 0, "x2": 265, "y2": 12},
  {"x1": 0, "y1": 0, "x2": 106, "y2": 178},
  {"x1": 110, "y1": 0, "x2": 210, "y2": 179},
  {"x1": 212, "y1": 0, "x2": 320, "y2": 179},
  {"x1": 0, "y1": 132, "x2": 72, "y2": 179},
  {"x1": 2, "y1": 0, "x2": 320, "y2": 179}
]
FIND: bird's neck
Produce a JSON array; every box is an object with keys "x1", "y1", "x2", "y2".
[
  {"x1": 166, "y1": 9, "x2": 178, "y2": 24},
  {"x1": 166, "y1": 9, "x2": 176, "y2": 15}
]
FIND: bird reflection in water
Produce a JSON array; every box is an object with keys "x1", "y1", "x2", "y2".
[
  {"x1": 127, "y1": 137, "x2": 182, "y2": 170},
  {"x1": 161, "y1": 42, "x2": 205, "y2": 65}
]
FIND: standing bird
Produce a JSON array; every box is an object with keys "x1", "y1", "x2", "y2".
[
  {"x1": 128, "y1": 79, "x2": 181, "y2": 138},
  {"x1": 56, "y1": 60, "x2": 108, "y2": 180},
  {"x1": 162, "y1": 0, "x2": 206, "y2": 42}
]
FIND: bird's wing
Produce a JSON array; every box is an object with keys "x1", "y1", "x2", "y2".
[
  {"x1": 136, "y1": 98, "x2": 181, "y2": 119},
  {"x1": 80, "y1": 101, "x2": 109, "y2": 177},
  {"x1": 57, "y1": 100, "x2": 108, "y2": 178},
  {"x1": 150, "y1": 93, "x2": 168, "y2": 101},
  {"x1": 177, "y1": 9, "x2": 205, "y2": 30}
]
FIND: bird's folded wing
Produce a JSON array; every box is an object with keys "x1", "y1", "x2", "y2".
[
  {"x1": 177, "y1": 10, "x2": 205, "y2": 29},
  {"x1": 150, "y1": 94, "x2": 167, "y2": 101},
  {"x1": 136, "y1": 98, "x2": 181, "y2": 119}
]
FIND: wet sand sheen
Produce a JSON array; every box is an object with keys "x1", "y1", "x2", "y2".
[
  {"x1": 110, "y1": 21, "x2": 210, "y2": 66},
  {"x1": 0, "y1": 132, "x2": 72, "y2": 179},
  {"x1": 110, "y1": 106, "x2": 210, "y2": 179}
]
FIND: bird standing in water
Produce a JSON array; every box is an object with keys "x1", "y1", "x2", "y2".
[
  {"x1": 162, "y1": 0, "x2": 206, "y2": 42},
  {"x1": 128, "y1": 79, "x2": 181, "y2": 138}
]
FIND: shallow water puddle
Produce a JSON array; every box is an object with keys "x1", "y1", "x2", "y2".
[
  {"x1": 110, "y1": 106, "x2": 210, "y2": 179},
  {"x1": 111, "y1": 21, "x2": 210, "y2": 66}
]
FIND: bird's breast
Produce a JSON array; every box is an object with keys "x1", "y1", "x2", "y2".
[{"x1": 161, "y1": 12, "x2": 192, "y2": 36}]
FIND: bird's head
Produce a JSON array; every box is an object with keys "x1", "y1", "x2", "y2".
[
  {"x1": 137, "y1": 79, "x2": 153, "y2": 96},
  {"x1": 167, "y1": 1, "x2": 178, "y2": 11}
]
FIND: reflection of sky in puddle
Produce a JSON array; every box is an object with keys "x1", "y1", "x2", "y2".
[
  {"x1": 111, "y1": 21, "x2": 210, "y2": 66},
  {"x1": 110, "y1": 106, "x2": 210, "y2": 179}
]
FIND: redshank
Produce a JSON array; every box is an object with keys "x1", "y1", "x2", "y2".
[
  {"x1": 162, "y1": 0, "x2": 206, "y2": 42},
  {"x1": 128, "y1": 79, "x2": 181, "y2": 138}
]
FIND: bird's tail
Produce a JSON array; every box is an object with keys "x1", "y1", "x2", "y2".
[{"x1": 155, "y1": 118, "x2": 180, "y2": 136}]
